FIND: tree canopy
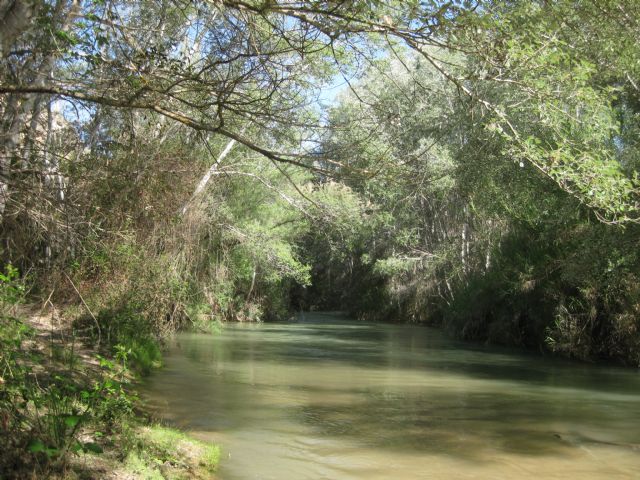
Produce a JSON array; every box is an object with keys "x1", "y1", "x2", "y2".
[{"x1": 1, "y1": 0, "x2": 640, "y2": 361}]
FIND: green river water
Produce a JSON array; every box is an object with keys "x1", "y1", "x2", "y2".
[{"x1": 141, "y1": 312, "x2": 640, "y2": 479}]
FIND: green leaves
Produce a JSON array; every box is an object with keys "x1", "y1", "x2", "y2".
[
  {"x1": 29, "y1": 438, "x2": 103, "y2": 458},
  {"x1": 465, "y1": 0, "x2": 640, "y2": 224},
  {"x1": 27, "y1": 439, "x2": 46, "y2": 453},
  {"x1": 0, "y1": 264, "x2": 25, "y2": 308},
  {"x1": 64, "y1": 414, "x2": 82, "y2": 428},
  {"x1": 28, "y1": 440, "x2": 59, "y2": 459},
  {"x1": 54, "y1": 29, "x2": 79, "y2": 47}
]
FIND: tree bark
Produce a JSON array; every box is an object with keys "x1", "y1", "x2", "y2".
[{"x1": 181, "y1": 137, "x2": 238, "y2": 215}]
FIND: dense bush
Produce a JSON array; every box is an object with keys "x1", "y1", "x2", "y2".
[{"x1": 0, "y1": 266, "x2": 134, "y2": 477}]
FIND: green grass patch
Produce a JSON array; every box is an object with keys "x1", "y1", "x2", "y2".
[{"x1": 123, "y1": 425, "x2": 220, "y2": 479}]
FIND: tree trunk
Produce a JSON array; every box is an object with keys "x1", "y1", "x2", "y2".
[{"x1": 182, "y1": 137, "x2": 239, "y2": 215}]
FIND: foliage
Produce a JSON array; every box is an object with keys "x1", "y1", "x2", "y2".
[
  {"x1": 0, "y1": 3, "x2": 640, "y2": 477},
  {"x1": 311, "y1": 31, "x2": 640, "y2": 364},
  {"x1": 0, "y1": 269, "x2": 136, "y2": 476},
  {"x1": 0, "y1": 265, "x2": 25, "y2": 309},
  {"x1": 0, "y1": 262, "x2": 221, "y2": 477},
  {"x1": 1, "y1": 11, "x2": 640, "y2": 479}
]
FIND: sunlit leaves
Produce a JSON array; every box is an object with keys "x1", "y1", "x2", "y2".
[{"x1": 459, "y1": 0, "x2": 640, "y2": 224}]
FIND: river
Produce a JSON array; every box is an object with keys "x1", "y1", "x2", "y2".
[{"x1": 141, "y1": 312, "x2": 640, "y2": 479}]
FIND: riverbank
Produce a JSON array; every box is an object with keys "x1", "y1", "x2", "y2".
[{"x1": 0, "y1": 302, "x2": 219, "y2": 479}]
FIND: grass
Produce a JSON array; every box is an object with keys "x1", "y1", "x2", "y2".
[
  {"x1": 124, "y1": 451, "x2": 165, "y2": 480},
  {"x1": 121, "y1": 425, "x2": 221, "y2": 479}
]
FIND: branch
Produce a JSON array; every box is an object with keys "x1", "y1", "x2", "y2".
[{"x1": 0, "y1": 83, "x2": 333, "y2": 173}]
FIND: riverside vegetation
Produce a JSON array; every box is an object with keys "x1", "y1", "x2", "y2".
[
  {"x1": 0, "y1": 266, "x2": 220, "y2": 479},
  {"x1": 1, "y1": 0, "x2": 640, "y2": 477}
]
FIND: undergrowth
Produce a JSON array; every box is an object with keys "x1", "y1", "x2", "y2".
[{"x1": 0, "y1": 264, "x2": 220, "y2": 478}]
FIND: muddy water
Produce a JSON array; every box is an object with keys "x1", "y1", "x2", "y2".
[{"x1": 141, "y1": 312, "x2": 640, "y2": 479}]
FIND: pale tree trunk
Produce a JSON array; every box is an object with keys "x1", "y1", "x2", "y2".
[
  {"x1": 0, "y1": 0, "x2": 78, "y2": 225},
  {"x1": 0, "y1": 0, "x2": 36, "y2": 58},
  {"x1": 245, "y1": 267, "x2": 257, "y2": 303},
  {"x1": 484, "y1": 220, "x2": 492, "y2": 272},
  {"x1": 0, "y1": 93, "x2": 36, "y2": 217},
  {"x1": 181, "y1": 137, "x2": 239, "y2": 215},
  {"x1": 461, "y1": 206, "x2": 469, "y2": 275}
]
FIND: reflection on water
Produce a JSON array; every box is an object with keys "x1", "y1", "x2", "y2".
[{"x1": 140, "y1": 312, "x2": 640, "y2": 479}]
